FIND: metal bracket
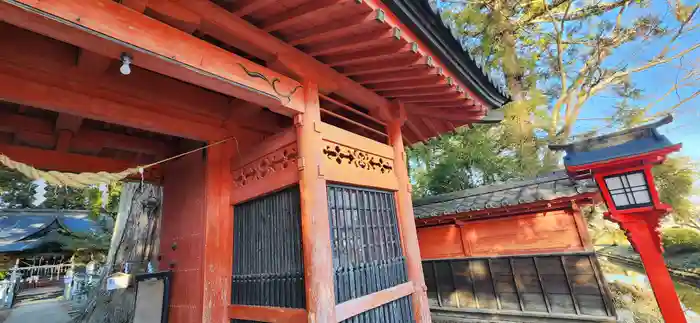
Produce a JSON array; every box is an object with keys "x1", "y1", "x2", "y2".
[
  {"x1": 297, "y1": 157, "x2": 305, "y2": 171},
  {"x1": 313, "y1": 121, "x2": 322, "y2": 133},
  {"x1": 293, "y1": 114, "x2": 303, "y2": 127}
]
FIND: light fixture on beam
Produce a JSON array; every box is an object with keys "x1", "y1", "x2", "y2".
[{"x1": 120, "y1": 53, "x2": 132, "y2": 76}]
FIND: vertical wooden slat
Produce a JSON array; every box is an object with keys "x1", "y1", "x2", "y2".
[
  {"x1": 448, "y1": 261, "x2": 461, "y2": 308},
  {"x1": 589, "y1": 255, "x2": 616, "y2": 317},
  {"x1": 487, "y1": 259, "x2": 502, "y2": 310},
  {"x1": 432, "y1": 261, "x2": 443, "y2": 307},
  {"x1": 509, "y1": 258, "x2": 525, "y2": 312},
  {"x1": 468, "y1": 260, "x2": 480, "y2": 309},
  {"x1": 297, "y1": 81, "x2": 336, "y2": 322},
  {"x1": 533, "y1": 257, "x2": 552, "y2": 313},
  {"x1": 561, "y1": 256, "x2": 581, "y2": 315}
]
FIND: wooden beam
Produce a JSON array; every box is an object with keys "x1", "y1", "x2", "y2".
[
  {"x1": 0, "y1": 143, "x2": 160, "y2": 180},
  {"x1": 0, "y1": 64, "x2": 226, "y2": 140},
  {"x1": 55, "y1": 130, "x2": 72, "y2": 152},
  {"x1": 228, "y1": 305, "x2": 307, "y2": 322},
  {"x1": 55, "y1": 113, "x2": 83, "y2": 133},
  {"x1": 1, "y1": 0, "x2": 304, "y2": 115},
  {"x1": 76, "y1": 49, "x2": 112, "y2": 74},
  {"x1": 335, "y1": 282, "x2": 415, "y2": 322},
  {"x1": 178, "y1": 0, "x2": 391, "y2": 113},
  {"x1": 0, "y1": 111, "x2": 170, "y2": 157}
]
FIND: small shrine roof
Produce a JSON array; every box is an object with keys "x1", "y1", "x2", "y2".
[
  {"x1": 0, "y1": 209, "x2": 111, "y2": 253},
  {"x1": 549, "y1": 115, "x2": 677, "y2": 167},
  {"x1": 413, "y1": 171, "x2": 597, "y2": 219}
]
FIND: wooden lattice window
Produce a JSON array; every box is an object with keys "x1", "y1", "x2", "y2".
[
  {"x1": 327, "y1": 184, "x2": 414, "y2": 322},
  {"x1": 231, "y1": 186, "x2": 305, "y2": 309}
]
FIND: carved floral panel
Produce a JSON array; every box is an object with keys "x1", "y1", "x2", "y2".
[
  {"x1": 322, "y1": 143, "x2": 393, "y2": 174},
  {"x1": 233, "y1": 144, "x2": 298, "y2": 188}
]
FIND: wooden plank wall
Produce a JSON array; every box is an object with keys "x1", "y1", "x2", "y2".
[
  {"x1": 417, "y1": 210, "x2": 586, "y2": 260},
  {"x1": 423, "y1": 255, "x2": 615, "y2": 321}
]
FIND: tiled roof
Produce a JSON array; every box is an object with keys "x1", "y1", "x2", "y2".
[
  {"x1": 0, "y1": 209, "x2": 111, "y2": 253},
  {"x1": 413, "y1": 171, "x2": 597, "y2": 219}
]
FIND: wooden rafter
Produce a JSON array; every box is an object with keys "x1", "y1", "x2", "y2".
[
  {"x1": 377, "y1": 86, "x2": 453, "y2": 98},
  {"x1": 365, "y1": 76, "x2": 448, "y2": 91},
  {"x1": 178, "y1": 0, "x2": 391, "y2": 113},
  {"x1": 338, "y1": 55, "x2": 425, "y2": 76},
  {"x1": 353, "y1": 67, "x2": 439, "y2": 84},
  {"x1": 285, "y1": 9, "x2": 378, "y2": 46},
  {"x1": 229, "y1": 0, "x2": 276, "y2": 17},
  {"x1": 304, "y1": 27, "x2": 399, "y2": 56},
  {"x1": 260, "y1": 0, "x2": 354, "y2": 33}
]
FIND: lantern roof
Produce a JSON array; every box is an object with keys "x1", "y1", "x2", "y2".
[{"x1": 549, "y1": 115, "x2": 678, "y2": 168}]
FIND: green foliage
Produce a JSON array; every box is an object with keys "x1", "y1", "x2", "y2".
[
  {"x1": 408, "y1": 125, "x2": 521, "y2": 198},
  {"x1": 0, "y1": 166, "x2": 37, "y2": 208},
  {"x1": 653, "y1": 156, "x2": 699, "y2": 226},
  {"x1": 662, "y1": 227, "x2": 700, "y2": 254},
  {"x1": 40, "y1": 182, "x2": 122, "y2": 219},
  {"x1": 41, "y1": 185, "x2": 88, "y2": 210}
]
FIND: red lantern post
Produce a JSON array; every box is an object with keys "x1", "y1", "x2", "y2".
[{"x1": 551, "y1": 115, "x2": 687, "y2": 323}]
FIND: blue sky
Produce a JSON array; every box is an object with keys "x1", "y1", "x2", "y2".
[{"x1": 574, "y1": 1, "x2": 700, "y2": 160}]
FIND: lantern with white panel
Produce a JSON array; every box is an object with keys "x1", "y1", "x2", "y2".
[{"x1": 550, "y1": 115, "x2": 686, "y2": 323}]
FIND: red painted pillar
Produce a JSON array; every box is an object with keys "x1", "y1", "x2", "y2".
[
  {"x1": 619, "y1": 217, "x2": 687, "y2": 323},
  {"x1": 202, "y1": 140, "x2": 235, "y2": 323},
  {"x1": 296, "y1": 80, "x2": 336, "y2": 322},
  {"x1": 386, "y1": 103, "x2": 432, "y2": 323}
]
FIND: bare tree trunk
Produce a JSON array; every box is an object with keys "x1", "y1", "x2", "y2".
[{"x1": 74, "y1": 181, "x2": 162, "y2": 323}]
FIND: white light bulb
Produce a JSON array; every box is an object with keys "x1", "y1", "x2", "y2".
[
  {"x1": 119, "y1": 54, "x2": 132, "y2": 75},
  {"x1": 119, "y1": 62, "x2": 131, "y2": 75}
]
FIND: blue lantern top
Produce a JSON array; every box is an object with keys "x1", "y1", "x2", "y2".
[{"x1": 549, "y1": 115, "x2": 677, "y2": 167}]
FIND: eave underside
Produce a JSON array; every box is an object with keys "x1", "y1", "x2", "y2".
[{"x1": 1, "y1": 0, "x2": 507, "y2": 145}]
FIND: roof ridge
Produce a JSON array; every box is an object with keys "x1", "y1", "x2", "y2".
[{"x1": 413, "y1": 171, "x2": 571, "y2": 207}]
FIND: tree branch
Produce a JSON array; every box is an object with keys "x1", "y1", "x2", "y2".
[
  {"x1": 589, "y1": 43, "x2": 700, "y2": 95},
  {"x1": 529, "y1": 0, "x2": 630, "y2": 23}
]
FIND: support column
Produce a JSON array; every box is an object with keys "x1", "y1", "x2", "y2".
[
  {"x1": 387, "y1": 103, "x2": 432, "y2": 323},
  {"x1": 296, "y1": 81, "x2": 336, "y2": 322},
  {"x1": 202, "y1": 140, "x2": 235, "y2": 323},
  {"x1": 618, "y1": 217, "x2": 687, "y2": 323}
]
